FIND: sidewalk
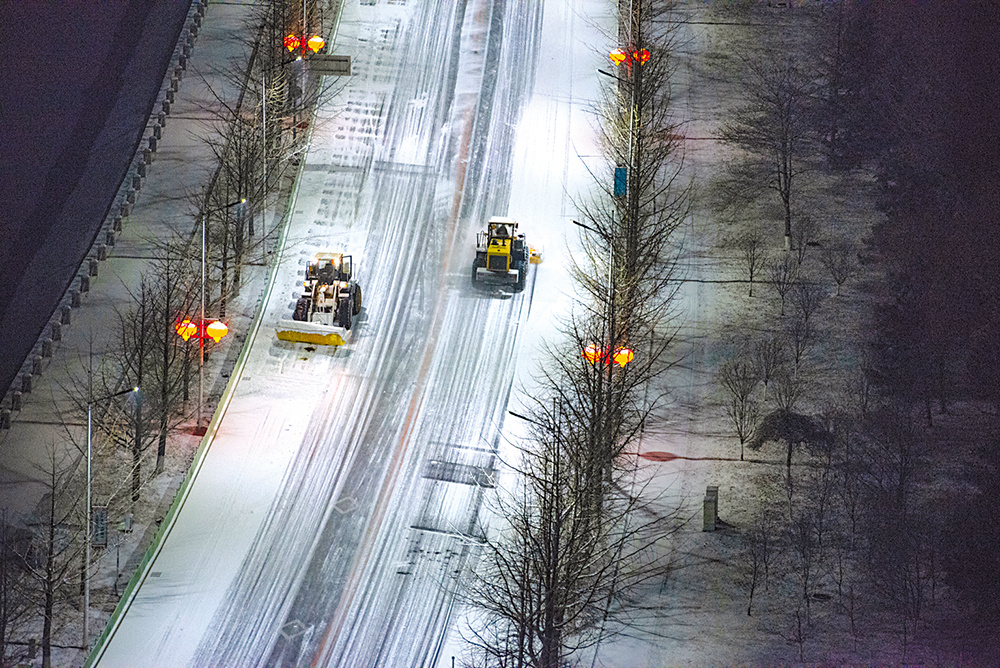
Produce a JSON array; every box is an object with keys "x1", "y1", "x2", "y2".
[{"x1": 0, "y1": 1, "x2": 267, "y2": 664}]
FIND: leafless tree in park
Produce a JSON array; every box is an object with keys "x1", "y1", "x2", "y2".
[
  {"x1": 770, "y1": 370, "x2": 803, "y2": 415},
  {"x1": 752, "y1": 335, "x2": 786, "y2": 401},
  {"x1": 718, "y1": 354, "x2": 761, "y2": 460},
  {"x1": 766, "y1": 253, "x2": 799, "y2": 316},
  {"x1": 819, "y1": 241, "x2": 856, "y2": 296},
  {"x1": 735, "y1": 228, "x2": 767, "y2": 297},
  {"x1": 785, "y1": 310, "x2": 811, "y2": 371},
  {"x1": 791, "y1": 215, "x2": 819, "y2": 265},
  {"x1": 743, "y1": 510, "x2": 777, "y2": 617},
  {"x1": 719, "y1": 54, "x2": 817, "y2": 250},
  {"x1": 791, "y1": 281, "x2": 825, "y2": 332}
]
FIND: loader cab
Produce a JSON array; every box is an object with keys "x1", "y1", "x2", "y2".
[
  {"x1": 487, "y1": 223, "x2": 513, "y2": 272},
  {"x1": 308, "y1": 253, "x2": 353, "y2": 284}
]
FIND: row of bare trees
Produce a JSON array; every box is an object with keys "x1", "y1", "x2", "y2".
[{"x1": 464, "y1": 2, "x2": 688, "y2": 666}]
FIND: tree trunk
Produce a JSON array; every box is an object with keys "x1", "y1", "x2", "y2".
[{"x1": 42, "y1": 492, "x2": 54, "y2": 668}]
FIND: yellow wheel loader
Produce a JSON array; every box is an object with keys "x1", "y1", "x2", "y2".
[
  {"x1": 471, "y1": 217, "x2": 529, "y2": 292},
  {"x1": 276, "y1": 252, "x2": 362, "y2": 346}
]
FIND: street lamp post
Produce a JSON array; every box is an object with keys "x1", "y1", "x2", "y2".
[{"x1": 84, "y1": 383, "x2": 138, "y2": 649}]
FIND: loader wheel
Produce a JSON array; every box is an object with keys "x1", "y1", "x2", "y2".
[
  {"x1": 292, "y1": 297, "x2": 310, "y2": 321},
  {"x1": 353, "y1": 283, "x2": 362, "y2": 315},
  {"x1": 515, "y1": 261, "x2": 527, "y2": 292},
  {"x1": 338, "y1": 297, "x2": 353, "y2": 330}
]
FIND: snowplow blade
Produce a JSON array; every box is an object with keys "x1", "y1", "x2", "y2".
[{"x1": 275, "y1": 319, "x2": 350, "y2": 346}]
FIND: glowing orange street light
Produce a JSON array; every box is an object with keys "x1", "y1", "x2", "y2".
[
  {"x1": 175, "y1": 318, "x2": 229, "y2": 343},
  {"x1": 583, "y1": 344, "x2": 604, "y2": 365},
  {"x1": 284, "y1": 34, "x2": 301, "y2": 52},
  {"x1": 175, "y1": 319, "x2": 197, "y2": 342},
  {"x1": 609, "y1": 49, "x2": 628, "y2": 66},
  {"x1": 306, "y1": 35, "x2": 325, "y2": 54},
  {"x1": 632, "y1": 49, "x2": 650, "y2": 65},
  {"x1": 205, "y1": 320, "x2": 229, "y2": 343},
  {"x1": 613, "y1": 347, "x2": 634, "y2": 367}
]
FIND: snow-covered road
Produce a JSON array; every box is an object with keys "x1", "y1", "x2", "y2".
[{"x1": 94, "y1": 0, "x2": 609, "y2": 666}]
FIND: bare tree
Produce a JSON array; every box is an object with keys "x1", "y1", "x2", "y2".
[
  {"x1": 791, "y1": 215, "x2": 819, "y2": 265},
  {"x1": 719, "y1": 55, "x2": 816, "y2": 249},
  {"x1": 21, "y1": 446, "x2": 83, "y2": 668},
  {"x1": 718, "y1": 354, "x2": 761, "y2": 461},
  {"x1": 0, "y1": 513, "x2": 31, "y2": 666},
  {"x1": 819, "y1": 241, "x2": 856, "y2": 296},
  {"x1": 785, "y1": 310, "x2": 811, "y2": 371},
  {"x1": 752, "y1": 335, "x2": 786, "y2": 401},
  {"x1": 743, "y1": 510, "x2": 776, "y2": 617},
  {"x1": 766, "y1": 253, "x2": 798, "y2": 316},
  {"x1": 735, "y1": 228, "x2": 767, "y2": 297},
  {"x1": 791, "y1": 280, "x2": 825, "y2": 331}
]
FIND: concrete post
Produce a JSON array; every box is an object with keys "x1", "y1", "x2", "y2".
[
  {"x1": 143, "y1": 148, "x2": 153, "y2": 164},
  {"x1": 152, "y1": 124, "x2": 161, "y2": 140},
  {"x1": 50, "y1": 322, "x2": 61, "y2": 342},
  {"x1": 32, "y1": 356, "x2": 42, "y2": 376},
  {"x1": 170, "y1": 77, "x2": 179, "y2": 93},
  {"x1": 89, "y1": 258, "x2": 99, "y2": 276},
  {"x1": 149, "y1": 135, "x2": 158, "y2": 152},
  {"x1": 71, "y1": 289, "x2": 81, "y2": 307},
  {"x1": 162, "y1": 99, "x2": 171, "y2": 115},
  {"x1": 42, "y1": 338, "x2": 53, "y2": 357},
  {"x1": 0, "y1": 409, "x2": 9, "y2": 430},
  {"x1": 121, "y1": 203, "x2": 131, "y2": 217},
  {"x1": 138, "y1": 161, "x2": 147, "y2": 178},
  {"x1": 114, "y1": 215, "x2": 123, "y2": 231},
  {"x1": 20, "y1": 373, "x2": 31, "y2": 394},
  {"x1": 80, "y1": 274, "x2": 90, "y2": 293},
  {"x1": 12, "y1": 391, "x2": 22, "y2": 411},
  {"x1": 703, "y1": 496, "x2": 716, "y2": 532},
  {"x1": 106, "y1": 230, "x2": 116, "y2": 247},
  {"x1": 157, "y1": 111, "x2": 166, "y2": 127},
  {"x1": 61, "y1": 305, "x2": 71, "y2": 325},
  {"x1": 97, "y1": 244, "x2": 107, "y2": 261},
  {"x1": 706, "y1": 485, "x2": 719, "y2": 524},
  {"x1": 132, "y1": 175, "x2": 142, "y2": 190},
  {"x1": 166, "y1": 89, "x2": 175, "y2": 104}
]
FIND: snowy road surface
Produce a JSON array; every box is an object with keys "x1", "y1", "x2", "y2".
[{"x1": 95, "y1": 0, "x2": 608, "y2": 665}]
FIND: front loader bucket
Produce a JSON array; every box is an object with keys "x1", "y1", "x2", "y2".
[{"x1": 275, "y1": 319, "x2": 350, "y2": 346}]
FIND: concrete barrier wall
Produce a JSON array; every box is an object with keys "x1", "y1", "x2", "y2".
[{"x1": 1, "y1": 0, "x2": 210, "y2": 429}]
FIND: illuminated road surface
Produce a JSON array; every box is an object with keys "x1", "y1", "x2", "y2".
[{"x1": 95, "y1": 0, "x2": 609, "y2": 665}]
